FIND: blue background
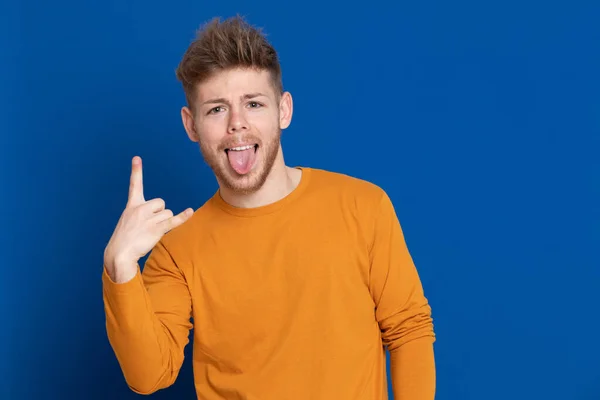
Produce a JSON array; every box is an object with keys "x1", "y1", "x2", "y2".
[{"x1": 2, "y1": 0, "x2": 598, "y2": 399}]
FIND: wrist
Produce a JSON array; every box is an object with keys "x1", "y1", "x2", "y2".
[{"x1": 104, "y1": 251, "x2": 138, "y2": 284}]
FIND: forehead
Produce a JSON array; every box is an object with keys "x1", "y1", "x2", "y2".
[{"x1": 195, "y1": 68, "x2": 275, "y2": 102}]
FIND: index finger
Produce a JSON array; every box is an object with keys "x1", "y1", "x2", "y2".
[{"x1": 127, "y1": 156, "x2": 145, "y2": 206}]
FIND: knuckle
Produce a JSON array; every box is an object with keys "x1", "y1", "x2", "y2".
[{"x1": 145, "y1": 198, "x2": 162, "y2": 210}]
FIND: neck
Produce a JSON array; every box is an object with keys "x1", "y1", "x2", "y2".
[{"x1": 217, "y1": 152, "x2": 302, "y2": 209}]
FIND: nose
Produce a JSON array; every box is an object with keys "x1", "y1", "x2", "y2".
[{"x1": 227, "y1": 109, "x2": 249, "y2": 134}]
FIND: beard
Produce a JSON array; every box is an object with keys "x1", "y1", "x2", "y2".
[{"x1": 199, "y1": 129, "x2": 282, "y2": 195}]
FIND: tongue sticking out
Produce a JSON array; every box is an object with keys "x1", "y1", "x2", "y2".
[{"x1": 227, "y1": 147, "x2": 256, "y2": 175}]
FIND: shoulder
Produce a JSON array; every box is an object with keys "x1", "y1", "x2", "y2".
[
  {"x1": 302, "y1": 167, "x2": 397, "y2": 228},
  {"x1": 302, "y1": 167, "x2": 400, "y2": 243},
  {"x1": 304, "y1": 167, "x2": 389, "y2": 206}
]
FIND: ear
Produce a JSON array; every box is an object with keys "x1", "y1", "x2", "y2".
[
  {"x1": 181, "y1": 106, "x2": 199, "y2": 143},
  {"x1": 278, "y1": 91, "x2": 293, "y2": 130}
]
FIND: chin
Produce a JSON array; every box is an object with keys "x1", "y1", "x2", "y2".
[
  {"x1": 222, "y1": 167, "x2": 264, "y2": 194},
  {"x1": 211, "y1": 155, "x2": 272, "y2": 195},
  {"x1": 200, "y1": 131, "x2": 282, "y2": 195}
]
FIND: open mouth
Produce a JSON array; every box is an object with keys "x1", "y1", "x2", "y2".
[
  {"x1": 224, "y1": 144, "x2": 258, "y2": 154},
  {"x1": 224, "y1": 144, "x2": 259, "y2": 175}
]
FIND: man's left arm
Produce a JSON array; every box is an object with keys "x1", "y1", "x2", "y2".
[{"x1": 368, "y1": 191, "x2": 436, "y2": 400}]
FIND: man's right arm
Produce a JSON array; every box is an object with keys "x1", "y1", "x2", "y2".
[{"x1": 102, "y1": 239, "x2": 193, "y2": 395}]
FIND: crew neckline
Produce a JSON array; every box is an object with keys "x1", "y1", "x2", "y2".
[{"x1": 210, "y1": 167, "x2": 312, "y2": 217}]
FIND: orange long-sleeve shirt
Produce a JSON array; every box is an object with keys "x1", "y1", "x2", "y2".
[{"x1": 102, "y1": 167, "x2": 436, "y2": 399}]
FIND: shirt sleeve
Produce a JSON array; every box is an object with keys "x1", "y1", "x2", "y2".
[
  {"x1": 368, "y1": 190, "x2": 436, "y2": 399},
  {"x1": 102, "y1": 239, "x2": 193, "y2": 394}
]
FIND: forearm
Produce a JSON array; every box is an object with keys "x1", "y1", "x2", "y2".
[
  {"x1": 102, "y1": 266, "x2": 187, "y2": 394},
  {"x1": 389, "y1": 338, "x2": 436, "y2": 400}
]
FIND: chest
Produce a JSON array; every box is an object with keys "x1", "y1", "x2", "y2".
[
  {"x1": 191, "y1": 212, "x2": 371, "y2": 305},
  {"x1": 182, "y1": 212, "x2": 376, "y2": 366}
]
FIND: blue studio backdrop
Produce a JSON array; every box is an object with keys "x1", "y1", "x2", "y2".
[{"x1": 2, "y1": 1, "x2": 599, "y2": 399}]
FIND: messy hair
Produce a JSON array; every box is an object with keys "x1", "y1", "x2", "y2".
[{"x1": 175, "y1": 15, "x2": 283, "y2": 109}]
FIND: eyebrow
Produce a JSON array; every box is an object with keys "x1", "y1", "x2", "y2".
[{"x1": 202, "y1": 93, "x2": 267, "y2": 106}]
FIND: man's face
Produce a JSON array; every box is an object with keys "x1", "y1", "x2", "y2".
[{"x1": 182, "y1": 68, "x2": 292, "y2": 195}]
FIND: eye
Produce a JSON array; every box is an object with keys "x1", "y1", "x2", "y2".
[
  {"x1": 247, "y1": 101, "x2": 263, "y2": 109},
  {"x1": 208, "y1": 106, "x2": 224, "y2": 115}
]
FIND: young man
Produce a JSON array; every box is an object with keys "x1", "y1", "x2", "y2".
[{"x1": 102, "y1": 16, "x2": 436, "y2": 400}]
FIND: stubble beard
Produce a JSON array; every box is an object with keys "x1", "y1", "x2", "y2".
[{"x1": 199, "y1": 129, "x2": 282, "y2": 195}]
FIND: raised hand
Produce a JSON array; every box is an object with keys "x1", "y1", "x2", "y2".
[{"x1": 103, "y1": 156, "x2": 194, "y2": 283}]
